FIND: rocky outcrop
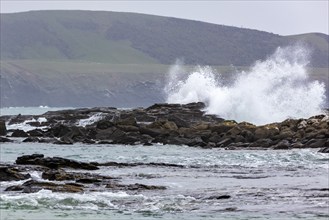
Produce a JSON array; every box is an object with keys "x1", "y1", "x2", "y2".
[
  {"x1": 2, "y1": 154, "x2": 168, "y2": 193},
  {"x1": 16, "y1": 154, "x2": 99, "y2": 170},
  {"x1": 0, "y1": 102, "x2": 328, "y2": 149}
]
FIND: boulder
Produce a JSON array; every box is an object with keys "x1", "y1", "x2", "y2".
[
  {"x1": 272, "y1": 140, "x2": 291, "y2": 150},
  {"x1": 254, "y1": 125, "x2": 280, "y2": 140}
]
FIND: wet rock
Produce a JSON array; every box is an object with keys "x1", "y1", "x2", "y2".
[
  {"x1": 5, "y1": 185, "x2": 24, "y2": 191},
  {"x1": 96, "y1": 120, "x2": 115, "y2": 129},
  {"x1": 11, "y1": 129, "x2": 29, "y2": 137},
  {"x1": 272, "y1": 140, "x2": 291, "y2": 150},
  {"x1": 0, "y1": 120, "x2": 7, "y2": 136},
  {"x1": 304, "y1": 139, "x2": 327, "y2": 148},
  {"x1": 55, "y1": 136, "x2": 74, "y2": 145},
  {"x1": 216, "y1": 138, "x2": 233, "y2": 148},
  {"x1": 20, "y1": 180, "x2": 84, "y2": 193},
  {"x1": 22, "y1": 137, "x2": 40, "y2": 142},
  {"x1": 106, "y1": 183, "x2": 166, "y2": 191},
  {"x1": 249, "y1": 138, "x2": 274, "y2": 148},
  {"x1": 42, "y1": 169, "x2": 76, "y2": 181},
  {"x1": 117, "y1": 117, "x2": 137, "y2": 126},
  {"x1": 76, "y1": 178, "x2": 102, "y2": 184},
  {"x1": 318, "y1": 147, "x2": 329, "y2": 153},
  {"x1": 0, "y1": 137, "x2": 13, "y2": 142},
  {"x1": 254, "y1": 125, "x2": 280, "y2": 140},
  {"x1": 27, "y1": 129, "x2": 44, "y2": 137},
  {"x1": 0, "y1": 166, "x2": 31, "y2": 181},
  {"x1": 16, "y1": 154, "x2": 99, "y2": 170},
  {"x1": 205, "y1": 195, "x2": 231, "y2": 200}
]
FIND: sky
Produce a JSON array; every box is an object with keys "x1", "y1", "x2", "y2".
[{"x1": 0, "y1": 0, "x2": 328, "y2": 36}]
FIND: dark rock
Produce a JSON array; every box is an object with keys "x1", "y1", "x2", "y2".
[
  {"x1": 42, "y1": 169, "x2": 75, "y2": 181},
  {"x1": 22, "y1": 137, "x2": 40, "y2": 142},
  {"x1": 1, "y1": 102, "x2": 327, "y2": 149},
  {"x1": 249, "y1": 138, "x2": 273, "y2": 148},
  {"x1": 97, "y1": 140, "x2": 114, "y2": 144},
  {"x1": 21, "y1": 180, "x2": 84, "y2": 193},
  {"x1": 27, "y1": 129, "x2": 44, "y2": 137},
  {"x1": 216, "y1": 138, "x2": 233, "y2": 148},
  {"x1": 106, "y1": 183, "x2": 166, "y2": 191},
  {"x1": 318, "y1": 147, "x2": 329, "y2": 153},
  {"x1": 254, "y1": 125, "x2": 280, "y2": 140},
  {"x1": 5, "y1": 185, "x2": 24, "y2": 191},
  {"x1": 76, "y1": 178, "x2": 102, "y2": 184},
  {"x1": 304, "y1": 139, "x2": 327, "y2": 148},
  {"x1": 272, "y1": 140, "x2": 291, "y2": 150},
  {"x1": 0, "y1": 137, "x2": 13, "y2": 142},
  {"x1": 0, "y1": 166, "x2": 31, "y2": 181},
  {"x1": 206, "y1": 195, "x2": 231, "y2": 200},
  {"x1": 11, "y1": 129, "x2": 29, "y2": 137},
  {"x1": 96, "y1": 120, "x2": 114, "y2": 129},
  {"x1": 117, "y1": 117, "x2": 137, "y2": 126},
  {"x1": 16, "y1": 154, "x2": 99, "y2": 170},
  {"x1": 0, "y1": 120, "x2": 7, "y2": 136},
  {"x1": 139, "y1": 127, "x2": 166, "y2": 137},
  {"x1": 50, "y1": 124, "x2": 72, "y2": 137}
]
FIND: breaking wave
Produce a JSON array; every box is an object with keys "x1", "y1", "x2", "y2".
[{"x1": 165, "y1": 46, "x2": 326, "y2": 125}]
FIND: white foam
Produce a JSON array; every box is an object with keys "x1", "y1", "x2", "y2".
[
  {"x1": 165, "y1": 46, "x2": 326, "y2": 125},
  {"x1": 6, "y1": 117, "x2": 48, "y2": 132},
  {"x1": 0, "y1": 190, "x2": 145, "y2": 210},
  {"x1": 77, "y1": 113, "x2": 104, "y2": 127}
]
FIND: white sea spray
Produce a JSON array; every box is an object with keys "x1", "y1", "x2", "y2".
[{"x1": 165, "y1": 46, "x2": 326, "y2": 125}]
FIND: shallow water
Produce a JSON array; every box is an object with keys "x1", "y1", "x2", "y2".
[{"x1": 1, "y1": 142, "x2": 328, "y2": 219}]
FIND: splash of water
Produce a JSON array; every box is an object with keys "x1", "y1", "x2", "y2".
[{"x1": 165, "y1": 46, "x2": 326, "y2": 125}]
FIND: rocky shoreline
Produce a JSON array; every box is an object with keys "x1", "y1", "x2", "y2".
[{"x1": 0, "y1": 102, "x2": 328, "y2": 151}]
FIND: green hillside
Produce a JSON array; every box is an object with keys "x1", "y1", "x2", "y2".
[
  {"x1": 1, "y1": 10, "x2": 328, "y2": 67},
  {"x1": 0, "y1": 10, "x2": 328, "y2": 107}
]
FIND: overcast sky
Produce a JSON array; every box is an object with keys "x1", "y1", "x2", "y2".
[{"x1": 1, "y1": 0, "x2": 328, "y2": 36}]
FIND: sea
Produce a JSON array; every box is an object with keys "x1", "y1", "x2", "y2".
[
  {"x1": 1, "y1": 45, "x2": 328, "y2": 219},
  {"x1": 0, "y1": 107, "x2": 329, "y2": 220}
]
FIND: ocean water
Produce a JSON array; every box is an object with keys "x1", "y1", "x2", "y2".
[
  {"x1": 1, "y1": 142, "x2": 328, "y2": 220},
  {"x1": 0, "y1": 106, "x2": 73, "y2": 116}
]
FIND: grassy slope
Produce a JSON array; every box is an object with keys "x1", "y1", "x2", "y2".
[
  {"x1": 1, "y1": 11, "x2": 159, "y2": 64},
  {"x1": 1, "y1": 59, "x2": 327, "y2": 107},
  {"x1": 1, "y1": 10, "x2": 328, "y2": 67},
  {"x1": 0, "y1": 11, "x2": 328, "y2": 107}
]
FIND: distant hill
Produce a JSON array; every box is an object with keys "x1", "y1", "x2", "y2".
[
  {"x1": 0, "y1": 10, "x2": 328, "y2": 108},
  {"x1": 1, "y1": 10, "x2": 328, "y2": 67}
]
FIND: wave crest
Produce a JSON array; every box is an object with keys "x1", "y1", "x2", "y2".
[{"x1": 165, "y1": 46, "x2": 326, "y2": 125}]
